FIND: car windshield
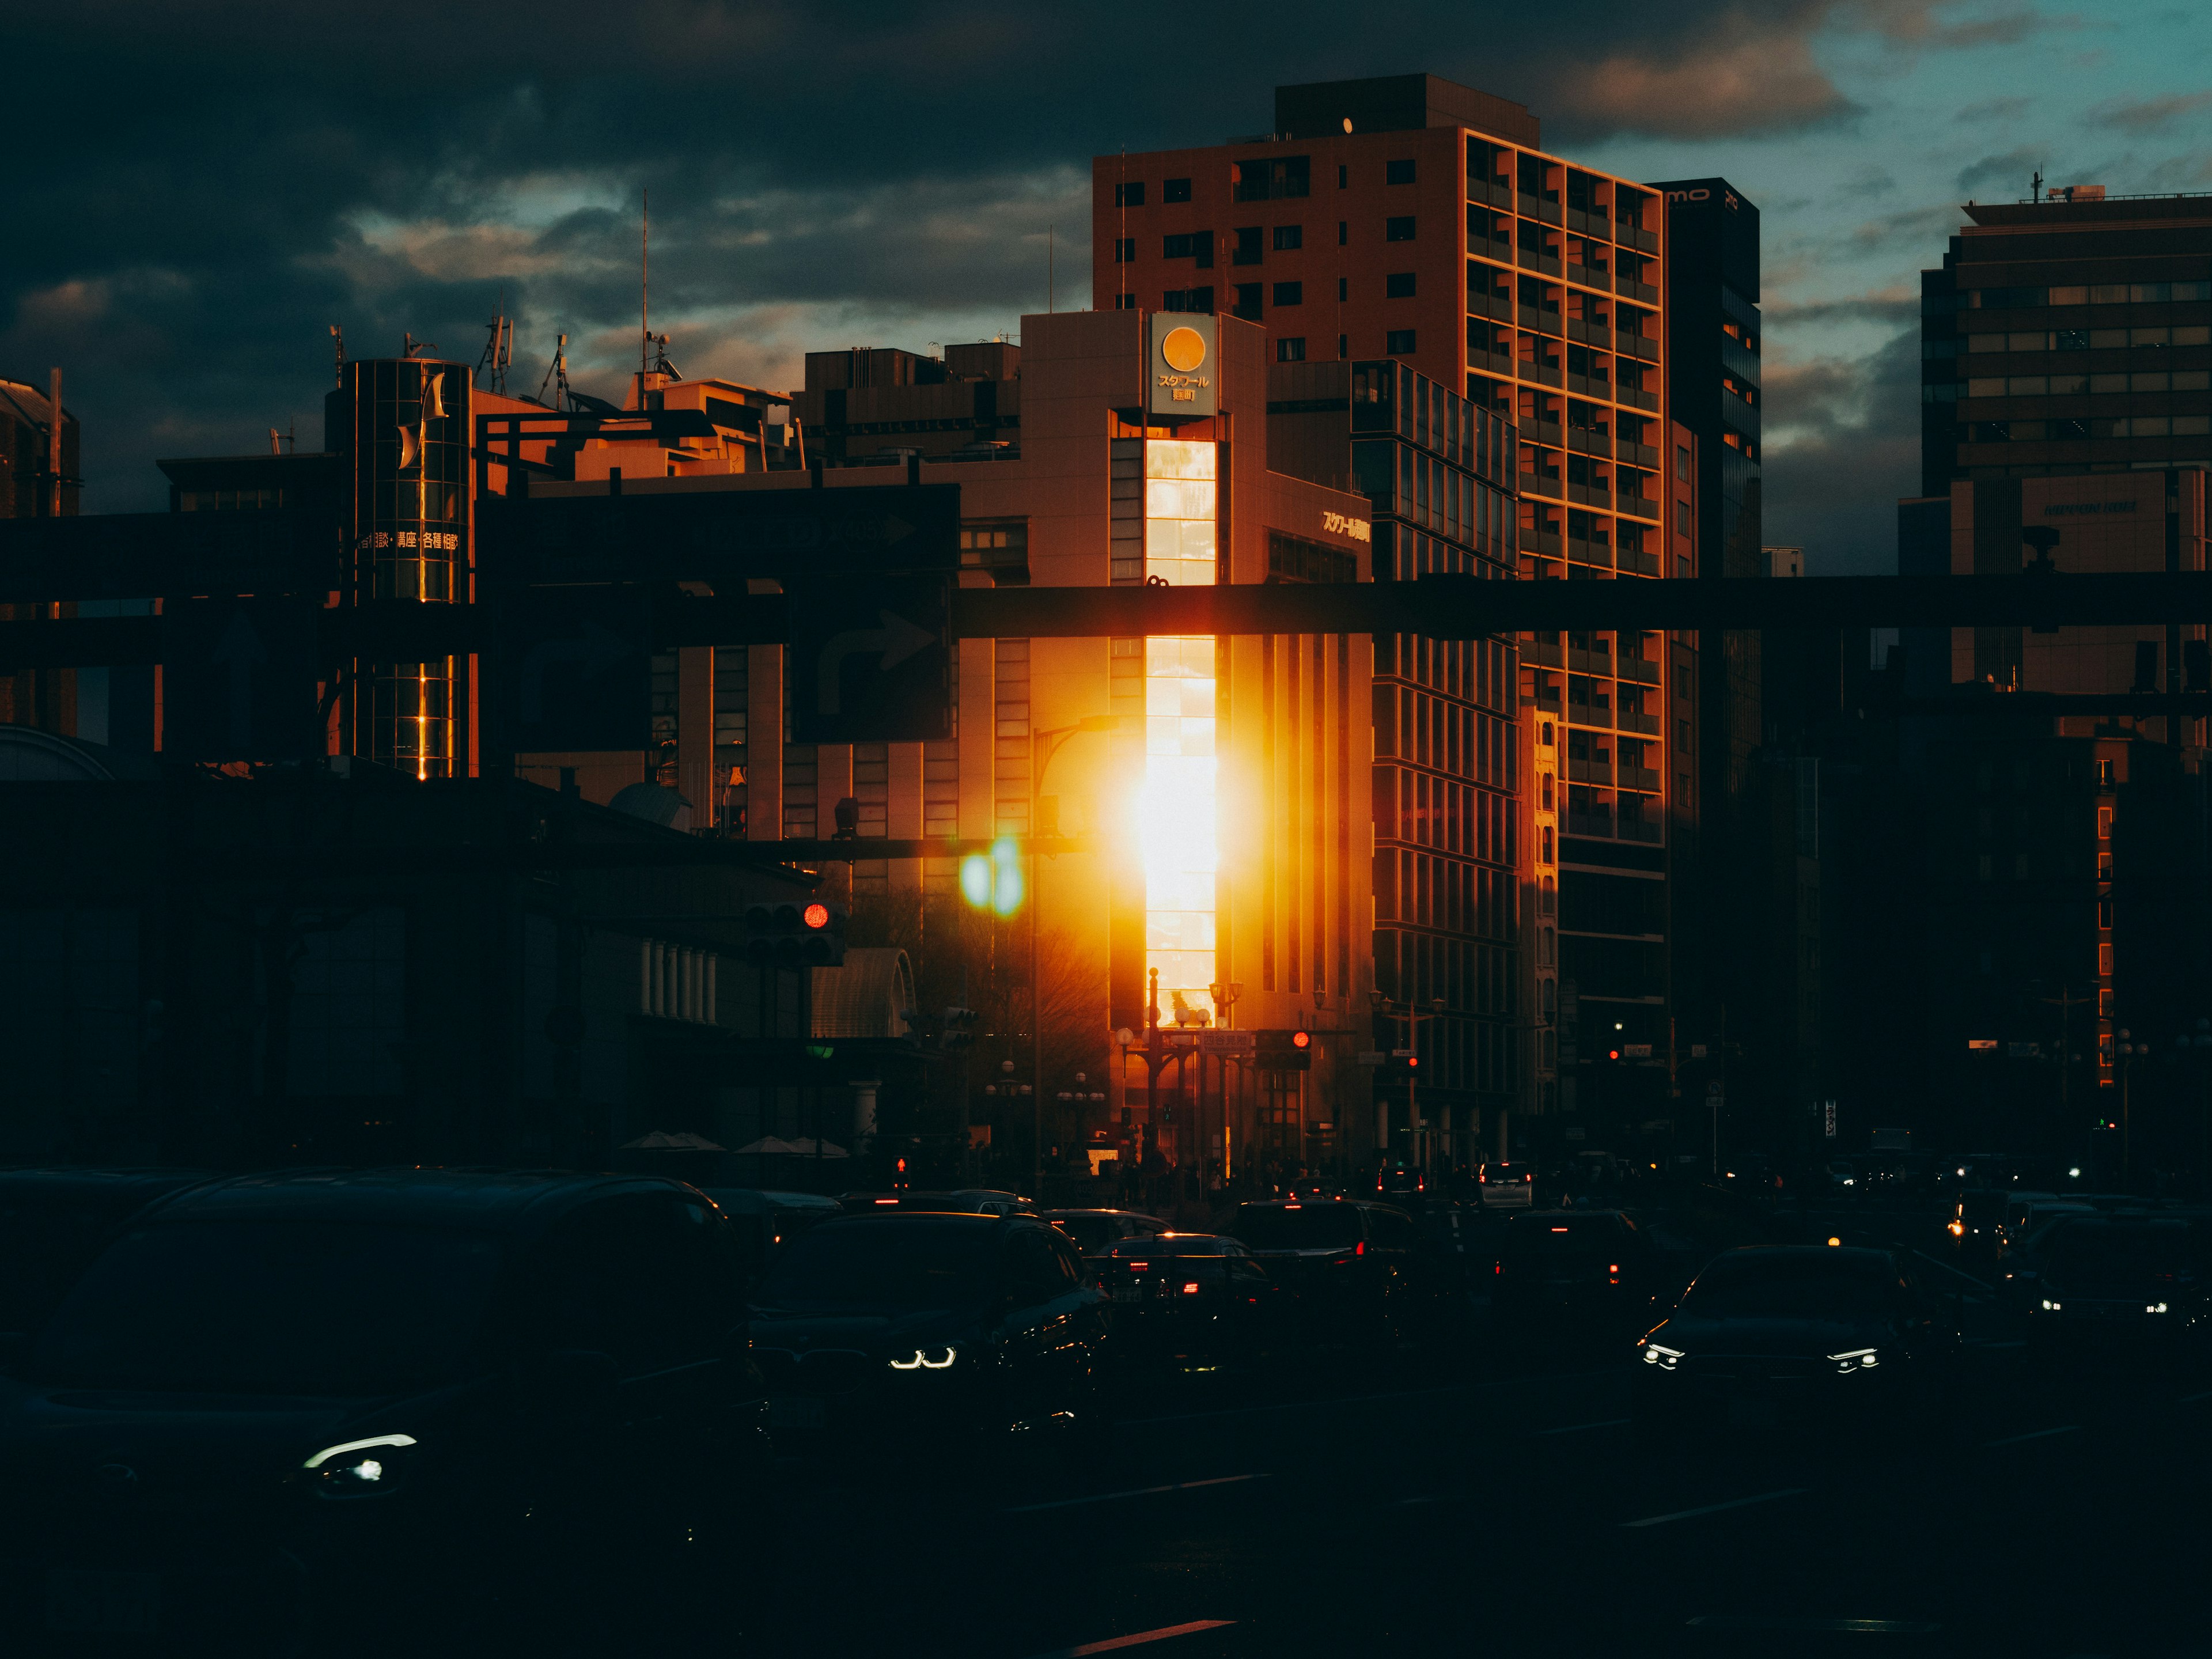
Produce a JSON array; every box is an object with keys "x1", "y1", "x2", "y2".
[
  {"x1": 30, "y1": 1220, "x2": 505, "y2": 1396},
  {"x1": 1228, "y1": 1205, "x2": 1365, "y2": 1250},
  {"x1": 1051, "y1": 1215, "x2": 1119, "y2": 1253},
  {"x1": 756, "y1": 1221, "x2": 995, "y2": 1310},
  {"x1": 2043, "y1": 1223, "x2": 2192, "y2": 1283},
  {"x1": 1683, "y1": 1254, "x2": 1893, "y2": 1320}
]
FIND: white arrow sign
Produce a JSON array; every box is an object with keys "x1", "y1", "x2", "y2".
[{"x1": 816, "y1": 609, "x2": 935, "y2": 715}]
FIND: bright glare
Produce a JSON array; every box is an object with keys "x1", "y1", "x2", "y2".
[
  {"x1": 959, "y1": 854, "x2": 993, "y2": 908},
  {"x1": 355, "y1": 1459, "x2": 383, "y2": 1482},
  {"x1": 302, "y1": 1434, "x2": 418, "y2": 1469}
]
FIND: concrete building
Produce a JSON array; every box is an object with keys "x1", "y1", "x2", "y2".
[
  {"x1": 1922, "y1": 191, "x2": 2212, "y2": 492},
  {"x1": 1092, "y1": 71, "x2": 1694, "y2": 1160},
  {"x1": 1, "y1": 372, "x2": 82, "y2": 737}
]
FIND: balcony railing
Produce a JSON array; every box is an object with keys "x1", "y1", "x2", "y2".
[
  {"x1": 1567, "y1": 756, "x2": 1613, "y2": 784},
  {"x1": 1619, "y1": 655, "x2": 1660, "y2": 684},
  {"x1": 1620, "y1": 764, "x2": 1661, "y2": 793},
  {"x1": 1618, "y1": 708, "x2": 1661, "y2": 735}
]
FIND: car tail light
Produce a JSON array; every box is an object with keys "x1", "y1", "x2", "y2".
[
  {"x1": 1608, "y1": 1264, "x2": 1620, "y2": 1285},
  {"x1": 1356, "y1": 1239, "x2": 1367, "y2": 1256},
  {"x1": 874, "y1": 1198, "x2": 899, "y2": 1206},
  {"x1": 1494, "y1": 1262, "x2": 1503, "y2": 1275},
  {"x1": 1182, "y1": 1281, "x2": 1201, "y2": 1295},
  {"x1": 1128, "y1": 1262, "x2": 1148, "y2": 1272}
]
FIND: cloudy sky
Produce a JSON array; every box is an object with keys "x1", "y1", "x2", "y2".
[{"x1": 5, "y1": 1, "x2": 2209, "y2": 570}]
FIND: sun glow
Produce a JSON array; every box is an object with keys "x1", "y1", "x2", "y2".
[{"x1": 1141, "y1": 440, "x2": 1219, "y2": 1010}]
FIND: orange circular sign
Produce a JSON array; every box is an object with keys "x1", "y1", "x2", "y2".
[{"x1": 1161, "y1": 325, "x2": 1207, "y2": 373}]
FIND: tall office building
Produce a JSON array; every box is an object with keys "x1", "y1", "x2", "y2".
[
  {"x1": 1096, "y1": 74, "x2": 1685, "y2": 1156},
  {"x1": 1922, "y1": 191, "x2": 2212, "y2": 490}
]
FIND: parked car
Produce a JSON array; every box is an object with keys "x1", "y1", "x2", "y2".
[
  {"x1": 1633, "y1": 1244, "x2": 1960, "y2": 1441},
  {"x1": 1222, "y1": 1198, "x2": 1433, "y2": 1338},
  {"x1": 0, "y1": 1168, "x2": 770, "y2": 1653},
  {"x1": 1493, "y1": 1209, "x2": 1664, "y2": 1334},
  {"x1": 0, "y1": 1167, "x2": 219, "y2": 1344},
  {"x1": 747, "y1": 1211, "x2": 1108, "y2": 1454},
  {"x1": 1088, "y1": 1232, "x2": 1297, "y2": 1373},
  {"x1": 1041, "y1": 1207, "x2": 1169, "y2": 1257}
]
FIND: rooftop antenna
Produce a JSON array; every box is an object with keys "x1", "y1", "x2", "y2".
[
  {"x1": 641, "y1": 187, "x2": 650, "y2": 384},
  {"x1": 402, "y1": 333, "x2": 437, "y2": 360},
  {"x1": 477, "y1": 291, "x2": 513, "y2": 394},
  {"x1": 537, "y1": 332, "x2": 571, "y2": 411},
  {"x1": 652, "y1": 332, "x2": 681, "y2": 380},
  {"x1": 330, "y1": 324, "x2": 345, "y2": 388},
  {"x1": 2032, "y1": 168, "x2": 2043, "y2": 204}
]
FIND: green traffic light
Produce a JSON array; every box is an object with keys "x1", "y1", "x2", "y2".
[{"x1": 960, "y1": 839, "x2": 1025, "y2": 916}]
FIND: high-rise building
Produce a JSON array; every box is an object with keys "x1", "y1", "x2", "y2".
[
  {"x1": 1921, "y1": 191, "x2": 2212, "y2": 493},
  {"x1": 1095, "y1": 74, "x2": 1689, "y2": 1157}
]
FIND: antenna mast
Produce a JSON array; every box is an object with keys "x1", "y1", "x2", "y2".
[
  {"x1": 641, "y1": 187, "x2": 650, "y2": 384},
  {"x1": 538, "y1": 332, "x2": 571, "y2": 411},
  {"x1": 330, "y1": 324, "x2": 345, "y2": 388}
]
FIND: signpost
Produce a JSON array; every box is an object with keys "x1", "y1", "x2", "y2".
[{"x1": 786, "y1": 573, "x2": 949, "y2": 744}]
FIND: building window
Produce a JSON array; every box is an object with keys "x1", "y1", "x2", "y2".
[
  {"x1": 1675, "y1": 444, "x2": 1690, "y2": 480},
  {"x1": 1113, "y1": 237, "x2": 1135, "y2": 263},
  {"x1": 1162, "y1": 232, "x2": 1213, "y2": 264},
  {"x1": 2099, "y1": 988, "x2": 2115, "y2": 1018},
  {"x1": 1232, "y1": 226, "x2": 1263, "y2": 265},
  {"x1": 1162, "y1": 287, "x2": 1215, "y2": 313},
  {"x1": 1163, "y1": 177, "x2": 1192, "y2": 203},
  {"x1": 1338, "y1": 276, "x2": 1349, "y2": 301},
  {"x1": 2099, "y1": 942, "x2": 2113, "y2": 976},
  {"x1": 1676, "y1": 501, "x2": 1691, "y2": 535},
  {"x1": 1272, "y1": 281, "x2": 1303, "y2": 306},
  {"x1": 2097, "y1": 807, "x2": 2113, "y2": 840},
  {"x1": 1385, "y1": 271, "x2": 1416, "y2": 298},
  {"x1": 1339, "y1": 334, "x2": 1349, "y2": 359},
  {"x1": 1273, "y1": 224, "x2": 1302, "y2": 251},
  {"x1": 1233, "y1": 283, "x2": 1263, "y2": 320},
  {"x1": 1338, "y1": 219, "x2": 1347, "y2": 246},
  {"x1": 1232, "y1": 157, "x2": 1309, "y2": 200},
  {"x1": 1116, "y1": 293, "x2": 1138, "y2": 310},
  {"x1": 1385, "y1": 216, "x2": 1417, "y2": 242},
  {"x1": 1386, "y1": 158, "x2": 1417, "y2": 185},
  {"x1": 1387, "y1": 329, "x2": 1416, "y2": 355},
  {"x1": 1115, "y1": 181, "x2": 1146, "y2": 208},
  {"x1": 1277, "y1": 336, "x2": 1307, "y2": 362}
]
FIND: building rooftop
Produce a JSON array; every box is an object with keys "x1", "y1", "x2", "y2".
[{"x1": 1964, "y1": 191, "x2": 2212, "y2": 228}]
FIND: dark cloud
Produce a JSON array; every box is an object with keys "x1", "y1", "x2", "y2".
[
  {"x1": 2090, "y1": 91, "x2": 2212, "y2": 134},
  {"x1": 1760, "y1": 325, "x2": 1923, "y2": 576},
  {"x1": 1764, "y1": 287, "x2": 1919, "y2": 327},
  {"x1": 0, "y1": 1, "x2": 2009, "y2": 508},
  {"x1": 1956, "y1": 147, "x2": 2044, "y2": 194},
  {"x1": 1954, "y1": 95, "x2": 2032, "y2": 123}
]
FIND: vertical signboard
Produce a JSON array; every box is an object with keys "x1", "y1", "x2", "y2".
[{"x1": 1147, "y1": 313, "x2": 1218, "y2": 420}]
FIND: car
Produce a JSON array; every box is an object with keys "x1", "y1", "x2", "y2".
[
  {"x1": 0, "y1": 1167, "x2": 221, "y2": 1344},
  {"x1": 0, "y1": 1168, "x2": 769, "y2": 1652},
  {"x1": 1997, "y1": 1208, "x2": 2103, "y2": 1313},
  {"x1": 1475, "y1": 1161, "x2": 1537, "y2": 1210},
  {"x1": 1088, "y1": 1232, "x2": 1297, "y2": 1373},
  {"x1": 1041, "y1": 1207, "x2": 1169, "y2": 1257},
  {"x1": 1376, "y1": 1161, "x2": 1429, "y2": 1203},
  {"x1": 1950, "y1": 1188, "x2": 2009, "y2": 1258},
  {"x1": 700, "y1": 1187, "x2": 846, "y2": 1285},
  {"x1": 2024, "y1": 1215, "x2": 2208, "y2": 1357},
  {"x1": 1222, "y1": 1198, "x2": 1431, "y2": 1338},
  {"x1": 746, "y1": 1211, "x2": 1108, "y2": 1455},
  {"x1": 837, "y1": 1189, "x2": 1037, "y2": 1217},
  {"x1": 1493, "y1": 1209, "x2": 1664, "y2": 1334},
  {"x1": 1632, "y1": 1244, "x2": 1961, "y2": 1441}
]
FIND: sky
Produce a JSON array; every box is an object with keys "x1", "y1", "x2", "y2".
[{"x1": 5, "y1": 2, "x2": 2211, "y2": 572}]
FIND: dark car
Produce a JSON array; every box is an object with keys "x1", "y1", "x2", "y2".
[
  {"x1": 1089, "y1": 1233, "x2": 1296, "y2": 1373},
  {"x1": 0, "y1": 1169, "x2": 768, "y2": 1653},
  {"x1": 1493, "y1": 1209, "x2": 1661, "y2": 1332},
  {"x1": 1475, "y1": 1161, "x2": 1537, "y2": 1210},
  {"x1": 747, "y1": 1212, "x2": 1108, "y2": 1455},
  {"x1": 0, "y1": 1168, "x2": 219, "y2": 1343},
  {"x1": 700, "y1": 1187, "x2": 846, "y2": 1286},
  {"x1": 1223, "y1": 1198, "x2": 1429, "y2": 1338},
  {"x1": 1042, "y1": 1207, "x2": 1169, "y2": 1258},
  {"x1": 1950, "y1": 1188, "x2": 2008, "y2": 1259},
  {"x1": 1632, "y1": 1245, "x2": 1960, "y2": 1440},
  {"x1": 2025, "y1": 1215, "x2": 2208, "y2": 1356},
  {"x1": 838, "y1": 1189, "x2": 1037, "y2": 1217}
]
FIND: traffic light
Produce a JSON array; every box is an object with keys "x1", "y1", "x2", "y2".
[
  {"x1": 939, "y1": 1005, "x2": 979, "y2": 1051},
  {"x1": 743, "y1": 899, "x2": 847, "y2": 966},
  {"x1": 1255, "y1": 1029, "x2": 1313, "y2": 1071}
]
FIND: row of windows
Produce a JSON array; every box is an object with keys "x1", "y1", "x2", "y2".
[
  {"x1": 1111, "y1": 155, "x2": 1425, "y2": 213},
  {"x1": 1271, "y1": 331, "x2": 1415, "y2": 361},
  {"x1": 1964, "y1": 369, "x2": 2211, "y2": 396},
  {"x1": 1374, "y1": 848, "x2": 1516, "y2": 943},
  {"x1": 1946, "y1": 325, "x2": 2212, "y2": 356},
  {"x1": 1959, "y1": 416, "x2": 2212, "y2": 442},
  {"x1": 1373, "y1": 766, "x2": 1517, "y2": 863},
  {"x1": 1373, "y1": 686, "x2": 1520, "y2": 788},
  {"x1": 1373, "y1": 926, "x2": 1522, "y2": 1037},
  {"x1": 1952, "y1": 281, "x2": 2212, "y2": 309}
]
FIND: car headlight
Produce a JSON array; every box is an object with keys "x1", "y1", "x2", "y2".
[
  {"x1": 1641, "y1": 1343, "x2": 1684, "y2": 1370},
  {"x1": 1948, "y1": 1220, "x2": 1964, "y2": 1237},
  {"x1": 888, "y1": 1346, "x2": 959, "y2": 1371},
  {"x1": 1828, "y1": 1348, "x2": 1881, "y2": 1374},
  {"x1": 301, "y1": 1434, "x2": 418, "y2": 1497},
  {"x1": 2147, "y1": 1302, "x2": 2169, "y2": 1315},
  {"x1": 2041, "y1": 1298, "x2": 2061, "y2": 1312}
]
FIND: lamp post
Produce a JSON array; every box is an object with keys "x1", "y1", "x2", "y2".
[
  {"x1": 1028, "y1": 714, "x2": 1126, "y2": 1202},
  {"x1": 1371, "y1": 992, "x2": 1448, "y2": 1168},
  {"x1": 1206, "y1": 980, "x2": 1243, "y2": 1186}
]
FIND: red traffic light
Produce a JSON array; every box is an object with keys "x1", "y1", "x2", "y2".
[
  {"x1": 802, "y1": 902, "x2": 830, "y2": 929},
  {"x1": 1608, "y1": 1049, "x2": 1620, "y2": 1061},
  {"x1": 1406, "y1": 1055, "x2": 1419, "y2": 1068},
  {"x1": 1291, "y1": 1030, "x2": 1310, "y2": 1049}
]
